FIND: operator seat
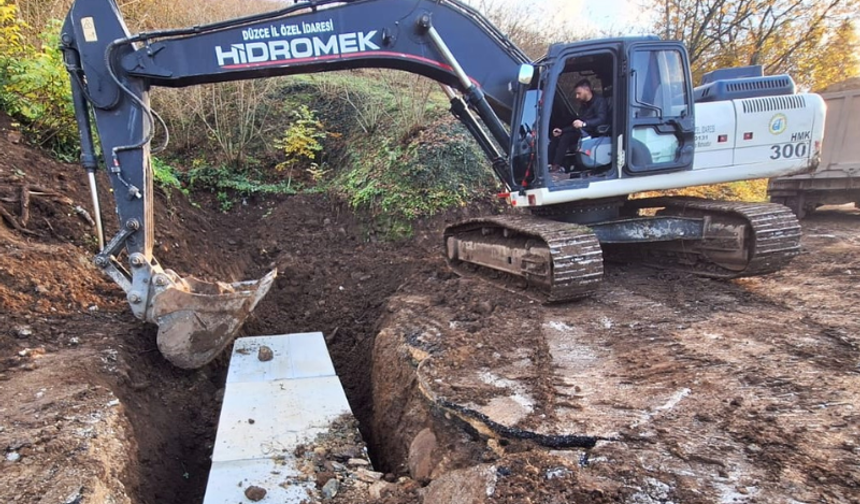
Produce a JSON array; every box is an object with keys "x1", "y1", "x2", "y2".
[{"x1": 566, "y1": 88, "x2": 613, "y2": 173}]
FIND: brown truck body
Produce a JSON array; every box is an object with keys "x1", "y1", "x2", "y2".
[{"x1": 769, "y1": 85, "x2": 860, "y2": 217}]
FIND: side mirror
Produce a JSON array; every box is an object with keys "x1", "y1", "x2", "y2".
[{"x1": 517, "y1": 64, "x2": 535, "y2": 85}]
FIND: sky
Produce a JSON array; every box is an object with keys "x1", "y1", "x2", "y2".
[{"x1": 470, "y1": 0, "x2": 655, "y2": 35}]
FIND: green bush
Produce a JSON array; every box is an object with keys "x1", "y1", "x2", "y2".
[
  {"x1": 183, "y1": 161, "x2": 298, "y2": 210},
  {"x1": 151, "y1": 156, "x2": 190, "y2": 200},
  {"x1": 274, "y1": 105, "x2": 328, "y2": 170},
  {"x1": 334, "y1": 119, "x2": 496, "y2": 238},
  {"x1": 0, "y1": 13, "x2": 76, "y2": 159}
]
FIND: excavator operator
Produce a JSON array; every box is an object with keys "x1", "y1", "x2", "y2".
[{"x1": 548, "y1": 79, "x2": 610, "y2": 173}]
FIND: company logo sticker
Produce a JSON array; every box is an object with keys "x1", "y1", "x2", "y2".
[{"x1": 769, "y1": 113, "x2": 787, "y2": 135}]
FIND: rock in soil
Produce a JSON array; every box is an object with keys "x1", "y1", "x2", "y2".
[{"x1": 321, "y1": 478, "x2": 339, "y2": 499}]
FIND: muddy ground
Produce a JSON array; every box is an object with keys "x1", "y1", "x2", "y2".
[{"x1": 1, "y1": 116, "x2": 859, "y2": 503}]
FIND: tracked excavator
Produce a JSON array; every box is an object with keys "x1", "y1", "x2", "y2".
[{"x1": 61, "y1": 0, "x2": 826, "y2": 368}]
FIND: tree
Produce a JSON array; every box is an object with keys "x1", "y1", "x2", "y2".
[{"x1": 653, "y1": 0, "x2": 860, "y2": 89}]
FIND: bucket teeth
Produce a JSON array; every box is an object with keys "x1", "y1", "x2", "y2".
[{"x1": 150, "y1": 269, "x2": 277, "y2": 369}]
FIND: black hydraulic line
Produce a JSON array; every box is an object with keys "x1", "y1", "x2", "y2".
[
  {"x1": 465, "y1": 86, "x2": 511, "y2": 153},
  {"x1": 67, "y1": 69, "x2": 98, "y2": 172},
  {"x1": 98, "y1": 0, "x2": 525, "y2": 119},
  {"x1": 419, "y1": 17, "x2": 512, "y2": 152},
  {"x1": 64, "y1": 45, "x2": 107, "y2": 249},
  {"x1": 118, "y1": 0, "x2": 528, "y2": 65}
]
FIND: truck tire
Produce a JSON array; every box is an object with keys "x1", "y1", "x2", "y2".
[{"x1": 771, "y1": 195, "x2": 807, "y2": 219}]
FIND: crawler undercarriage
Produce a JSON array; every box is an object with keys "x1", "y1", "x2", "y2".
[{"x1": 445, "y1": 197, "x2": 801, "y2": 302}]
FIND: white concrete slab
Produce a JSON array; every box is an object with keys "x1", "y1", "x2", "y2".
[
  {"x1": 212, "y1": 376, "x2": 351, "y2": 462},
  {"x1": 228, "y1": 332, "x2": 336, "y2": 383},
  {"x1": 203, "y1": 459, "x2": 311, "y2": 504},
  {"x1": 204, "y1": 333, "x2": 353, "y2": 504}
]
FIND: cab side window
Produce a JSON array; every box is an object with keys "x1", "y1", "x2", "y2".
[{"x1": 629, "y1": 49, "x2": 692, "y2": 169}]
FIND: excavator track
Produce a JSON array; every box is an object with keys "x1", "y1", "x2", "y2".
[
  {"x1": 610, "y1": 197, "x2": 802, "y2": 278},
  {"x1": 444, "y1": 215, "x2": 603, "y2": 303}
]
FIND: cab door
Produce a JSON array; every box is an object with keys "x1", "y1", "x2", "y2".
[{"x1": 625, "y1": 44, "x2": 695, "y2": 174}]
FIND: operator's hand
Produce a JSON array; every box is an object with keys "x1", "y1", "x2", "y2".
[
  {"x1": 552, "y1": 128, "x2": 562, "y2": 137},
  {"x1": 573, "y1": 119, "x2": 585, "y2": 129}
]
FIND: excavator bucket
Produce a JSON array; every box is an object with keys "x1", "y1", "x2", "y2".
[{"x1": 150, "y1": 270, "x2": 277, "y2": 369}]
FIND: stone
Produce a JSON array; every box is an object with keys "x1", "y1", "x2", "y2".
[
  {"x1": 476, "y1": 301, "x2": 494, "y2": 315},
  {"x1": 422, "y1": 464, "x2": 497, "y2": 504},
  {"x1": 321, "y1": 478, "x2": 339, "y2": 499},
  {"x1": 14, "y1": 326, "x2": 32, "y2": 339},
  {"x1": 369, "y1": 481, "x2": 395, "y2": 500},
  {"x1": 63, "y1": 487, "x2": 83, "y2": 504},
  {"x1": 330, "y1": 446, "x2": 361, "y2": 460},
  {"x1": 5, "y1": 452, "x2": 20, "y2": 462},
  {"x1": 347, "y1": 457, "x2": 370, "y2": 467},
  {"x1": 243, "y1": 485, "x2": 267, "y2": 501},
  {"x1": 315, "y1": 471, "x2": 335, "y2": 488},
  {"x1": 545, "y1": 466, "x2": 572, "y2": 480},
  {"x1": 257, "y1": 345, "x2": 274, "y2": 362},
  {"x1": 355, "y1": 468, "x2": 383, "y2": 483},
  {"x1": 408, "y1": 428, "x2": 439, "y2": 482}
]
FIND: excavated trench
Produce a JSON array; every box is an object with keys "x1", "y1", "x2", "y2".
[
  {"x1": 110, "y1": 193, "x2": 515, "y2": 503},
  {"x1": 0, "y1": 164, "x2": 607, "y2": 502}
]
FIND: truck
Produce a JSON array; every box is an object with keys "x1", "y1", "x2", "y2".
[
  {"x1": 60, "y1": 0, "x2": 826, "y2": 368},
  {"x1": 768, "y1": 79, "x2": 860, "y2": 218}
]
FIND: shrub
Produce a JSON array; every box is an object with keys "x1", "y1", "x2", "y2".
[
  {"x1": 274, "y1": 105, "x2": 328, "y2": 172},
  {"x1": 0, "y1": 13, "x2": 75, "y2": 158},
  {"x1": 334, "y1": 118, "x2": 496, "y2": 237}
]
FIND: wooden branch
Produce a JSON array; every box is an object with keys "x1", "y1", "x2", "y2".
[
  {"x1": 74, "y1": 205, "x2": 96, "y2": 226},
  {"x1": 0, "y1": 205, "x2": 38, "y2": 235},
  {"x1": 20, "y1": 184, "x2": 29, "y2": 227}
]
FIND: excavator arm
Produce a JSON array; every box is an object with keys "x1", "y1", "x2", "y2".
[{"x1": 60, "y1": 0, "x2": 532, "y2": 368}]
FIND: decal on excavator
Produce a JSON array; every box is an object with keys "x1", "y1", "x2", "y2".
[{"x1": 215, "y1": 30, "x2": 381, "y2": 68}]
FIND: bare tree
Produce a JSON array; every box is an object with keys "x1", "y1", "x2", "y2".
[{"x1": 653, "y1": 0, "x2": 860, "y2": 88}]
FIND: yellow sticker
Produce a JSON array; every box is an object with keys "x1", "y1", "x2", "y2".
[{"x1": 81, "y1": 17, "x2": 98, "y2": 42}]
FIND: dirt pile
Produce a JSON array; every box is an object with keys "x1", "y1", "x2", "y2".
[{"x1": 369, "y1": 209, "x2": 860, "y2": 503}]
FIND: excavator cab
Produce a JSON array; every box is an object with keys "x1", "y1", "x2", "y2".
[{"x1": 510, "y1": 39, "x2": 696, "y2": 190}]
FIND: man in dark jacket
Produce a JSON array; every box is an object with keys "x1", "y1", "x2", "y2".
[{"x1": 548, "y1": 79, "x2": 610, "y2": 172}]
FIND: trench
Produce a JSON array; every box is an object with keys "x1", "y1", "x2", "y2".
[
  {"x1": 113, "y1": 275, "x2": 407, "y2": 504},
  {"x1": 110, "y1": 194, "x2": 448, "y2": 503}
]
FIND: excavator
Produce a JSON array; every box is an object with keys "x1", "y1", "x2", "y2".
[{"x1": 60, "y1": 0, "x2": 826, "y2": 368}]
